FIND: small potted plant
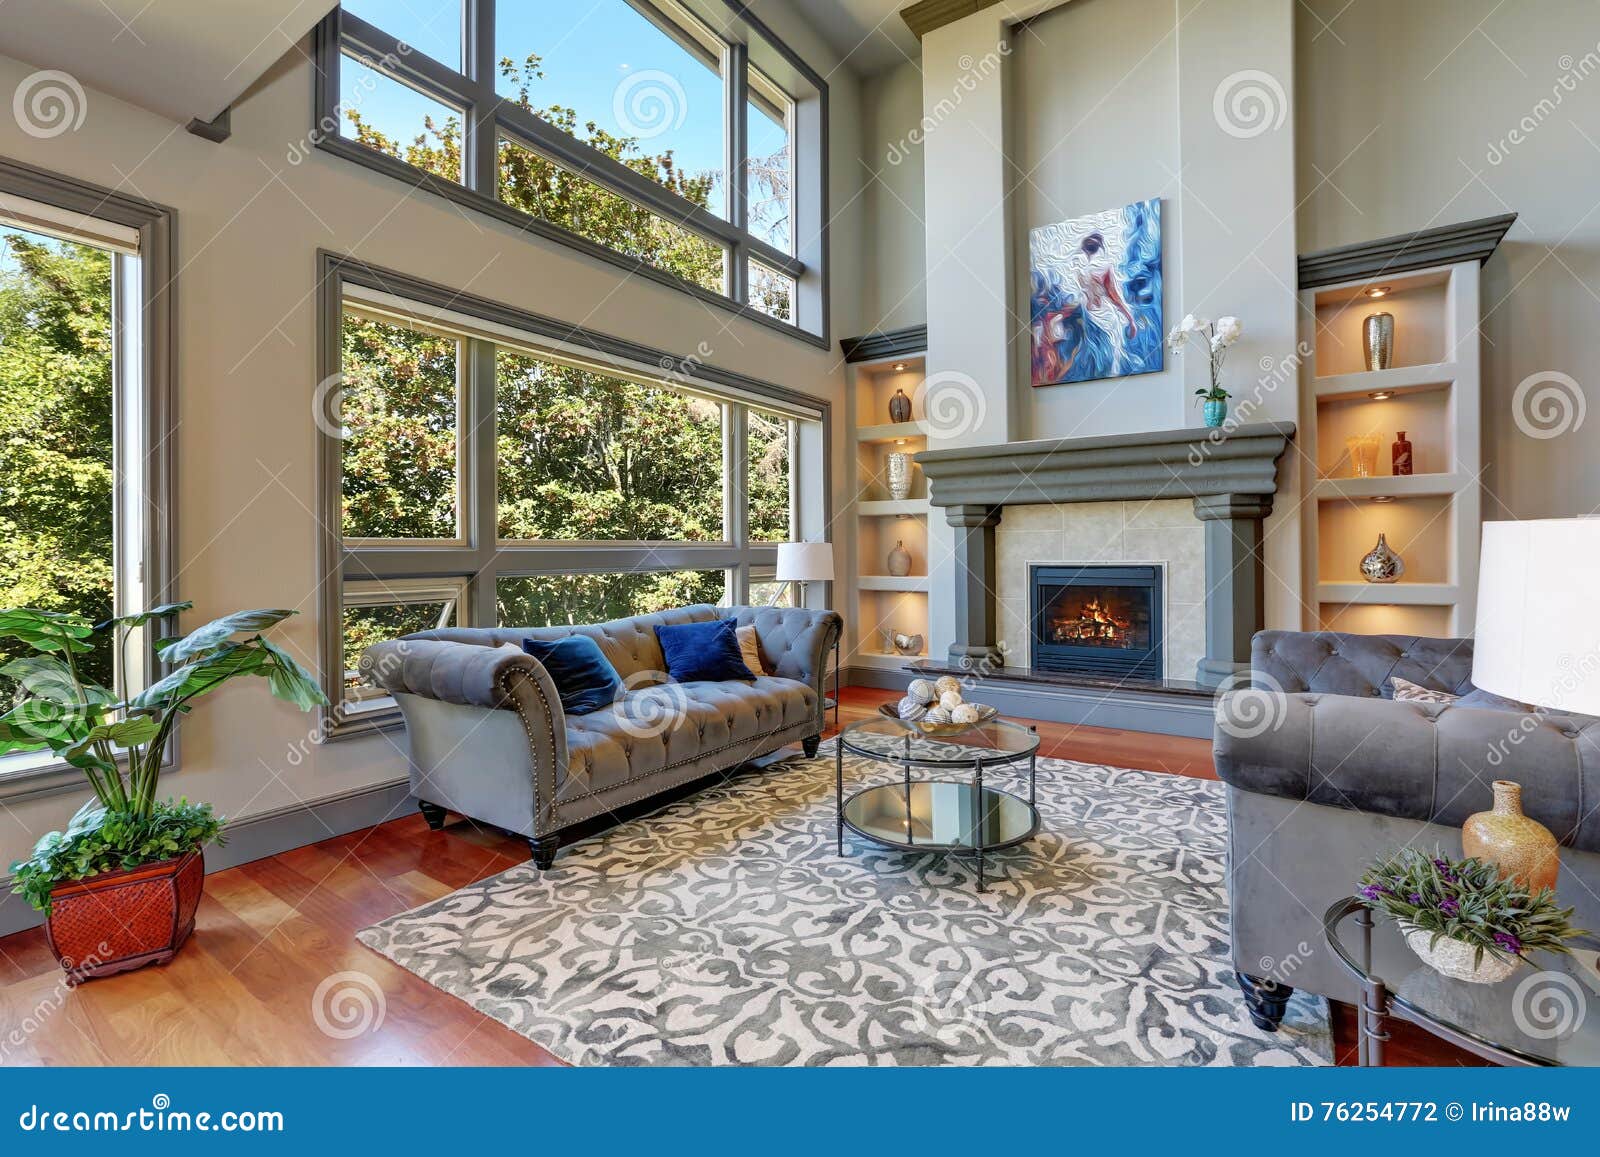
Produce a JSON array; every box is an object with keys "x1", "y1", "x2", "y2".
[
  {"x1": 1167, "y1": 313, "x2": 1242, "y2": 428},
  {"x1": 1357, "y1": 848, "x2": 1585, "y2": 984},
  {"x1": 3, "y1": 603, "x2": 327, "y2": 984}
]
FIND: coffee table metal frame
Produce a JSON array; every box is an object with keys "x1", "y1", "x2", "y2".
[{"x1": 834, "y1": 718, "x2": 1040, "y2": 892}]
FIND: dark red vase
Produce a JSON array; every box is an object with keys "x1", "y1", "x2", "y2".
[{"x1": 1392, "y1": 430, "x2": 1413, "y2": 476}]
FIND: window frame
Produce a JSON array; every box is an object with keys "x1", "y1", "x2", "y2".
[
  {"x1": 0, "y1": 159, "x2": 177, "y2": 800},
  {"x1": 317, "y1": 251, "x2": 830, "y2": 738},
  {"x1": 312, "y1": 0, "x2": 829, "y2": 347},
  {"x1": 339, "y1": 576, "x2": 468, "y2": 714}
]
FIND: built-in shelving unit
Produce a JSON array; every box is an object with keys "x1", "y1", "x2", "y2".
[
  {"x1": 842, "y1": 328, "x2": 931, "y2": 672},
  {"x1": 1296, "y1": 215, "x2": 1514, "y2": 637}
]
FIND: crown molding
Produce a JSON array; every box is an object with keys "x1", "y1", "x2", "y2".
[{"x1": 1298, "y1": 213, "x2": 1517, "y2": 289}]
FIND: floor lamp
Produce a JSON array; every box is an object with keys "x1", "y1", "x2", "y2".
[{"x1": 773, "y1": 541, "x2": 839, "y2": 725}]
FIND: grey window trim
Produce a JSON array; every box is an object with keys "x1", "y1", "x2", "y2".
[
  {"x1": 316, "y1": 250, "x2": 830, "y2": 739},
  {"x1": 0, "y1": 156, "x2": 178, "y2": 803},
  {"x1": 313, "y1": 1, "x2": 827, "y2": 347}
]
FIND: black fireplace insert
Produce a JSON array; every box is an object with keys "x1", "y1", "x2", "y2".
[{"x1": 1030, "y1": 564, "x2": 1164, "y2": 679}]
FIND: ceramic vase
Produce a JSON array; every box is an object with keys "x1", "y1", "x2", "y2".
[
  {"x1": 1463, "y1": 780, "x2": 1560, "y2": 892},
  {"x1": 1203, "y1": 399, "x2": 1227, "y2": 428},
  {"x1": 887, "y1": 540, "x2": 912, "y2": 577},
  {"x1": 1392, "y1": 430, "x2": 1413, "y2": 476},
  {"x1": 1359, "y1": 533, "x2": 1405, "y2": 584},
  {"x1": 1403, "y1": 927, "x2": 1517, "y2": 985},
  {"x1": 886, "y1": 452, "x2": 913, "y2": 500},
  {"x1": 888, "y1": 388, "x2": 912, "y2": 423},
  {"x1": 1364, "y1": 312, "x2": 1394, "y2": 372}
]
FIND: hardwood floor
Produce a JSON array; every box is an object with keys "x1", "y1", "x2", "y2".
[{"x1": 0, "y1": 685, "x2": 1474, "y2": 1066}]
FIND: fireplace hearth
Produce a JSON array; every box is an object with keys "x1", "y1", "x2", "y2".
[{"x1": 1031, "y1": 564, "x2": 1163, "y2": 679}]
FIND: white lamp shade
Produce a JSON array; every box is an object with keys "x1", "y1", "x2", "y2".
[
  {"x1": 775, "y1": 541, "x2": 834, "y2": 583},
  {"x1": 1472, "y1": 518, "x2": 1600, "y2": 714}
]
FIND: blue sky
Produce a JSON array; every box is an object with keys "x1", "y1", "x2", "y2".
[{"x1": 340, "y1": 0, "x2": 790, "y2": 229}]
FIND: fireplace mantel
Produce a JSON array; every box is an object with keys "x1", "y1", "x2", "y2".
[{"x1": 914, "y1": 422, "x2": 1296, "y2": 683}]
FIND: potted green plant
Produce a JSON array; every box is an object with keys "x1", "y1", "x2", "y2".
[
  {"x1": 1357, "y1": 848, "x2": 1585, "y2": 984},
  {"x1": 2, "y1": 603, "x2": 327, "y2": 984},
  {"x1": 1167, "y1": 313, "x2": 1241, "y2": 428}
]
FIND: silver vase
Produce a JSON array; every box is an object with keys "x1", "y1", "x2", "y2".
[
  {"x1": 1359, "y1": 532, "x2": 1405, "y2": 584},
  {"x1": 1363, "y1": 312, "x2": 1394, "y2": 372},
  {"x1": 887, "y1": 540, "x2": 911, "y2": 576},
  {"x1": 886, "y1": 451, "x2": 913, "y2": 500}
]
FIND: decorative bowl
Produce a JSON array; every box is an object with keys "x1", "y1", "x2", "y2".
[
  {"x1": 878, "y1": 701, "x2": 997, "y2": 736},
  {"x1": 1402, "y1": 927, "x2": 1518, "y2": 985}
]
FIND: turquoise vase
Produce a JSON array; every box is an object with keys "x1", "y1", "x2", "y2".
[{"x1": 1203, "y1": 399, "x2": 1228, "y2": 428}]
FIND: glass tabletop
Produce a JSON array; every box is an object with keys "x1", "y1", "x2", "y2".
[
  {"x1": 1325, "y1": 898, "x2": 1600, "y2": 1065},
  {"x1": 838, "y1": 714, "x2": 1040, "y2": 765},
  {"x1": 843, "y1": 781, "x2": 1039, "y2": 852}
]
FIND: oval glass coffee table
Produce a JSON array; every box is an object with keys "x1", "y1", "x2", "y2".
[
  {"x1": 1324, "y1": 896, "x2": 1600, "y2": 1065},
  {"x1": 834, "y1": 715, "x2": 1040, "y2": 892}
]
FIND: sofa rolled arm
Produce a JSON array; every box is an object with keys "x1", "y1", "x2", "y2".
[
  {"x1": 726, "y1": 606, "x2": 842, "y2": 712},
  {"x1": 1215, "y1": 688, "x2": 1600, "y2": 850}
]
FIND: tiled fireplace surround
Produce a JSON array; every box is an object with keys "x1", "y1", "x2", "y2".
[
  {"x1": 915, "y1": 422, "x2": 1296, "y2": 686},
  {"x1": 996, "y1": 500, "x2": 1206, "y2": 680}
]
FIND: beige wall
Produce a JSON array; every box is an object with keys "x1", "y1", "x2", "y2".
[
  {"x1": 0, "y1": 8, "x2": 865, "y2": 875},
  {"x1": 1297, "y1": 0, "x2": 1600, "y2": 520},
  {"x1": 860, "y1": 59, "x2": 927, "y2": 333}
]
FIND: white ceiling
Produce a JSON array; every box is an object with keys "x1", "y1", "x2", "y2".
[
  {"x1": 797, "y1": 0, "x2": 921, "y2": 75},
  {"x1": 0, "y1": 0, "x2": 337, "y2": 127}
]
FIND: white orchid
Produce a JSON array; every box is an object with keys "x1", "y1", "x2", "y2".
[{"x1": 1168, "y1": 310, "x2": 1244, "y2": 405}]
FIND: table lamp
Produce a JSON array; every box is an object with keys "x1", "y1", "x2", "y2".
[
  {"x1": 1473, "y1": 518, "x2": 1600, "y2": 715},
  {"x1": 772, "y1": 541, "x2": 834, "y2": 607}
]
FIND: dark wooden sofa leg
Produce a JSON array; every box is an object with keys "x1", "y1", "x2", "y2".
[
  {"x1": 802, "y1": 734, "x2": 821, "y2": 758},
  {"x1": 418, "y1": 800, "x2": 448, "y2": 831},
  {"x1": 1237, "y1": 971, "x2": 1293, "y2": 1032},
  {"x1": 529, "y1": 833, "x2": 560, "y2": 870}
]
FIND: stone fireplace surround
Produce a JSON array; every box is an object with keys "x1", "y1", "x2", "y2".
[{"x1": 915, "y1": 422, "x2": 1296, "y2": 687}]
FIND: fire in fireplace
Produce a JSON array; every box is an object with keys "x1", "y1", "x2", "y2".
[{"x1": 1031, "y1": 564, "x2": 1163, "y2": 679}]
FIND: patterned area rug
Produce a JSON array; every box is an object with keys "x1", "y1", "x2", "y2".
[{"x1": 358, "y1": 743, "x2": 1331, "y2": 1066}]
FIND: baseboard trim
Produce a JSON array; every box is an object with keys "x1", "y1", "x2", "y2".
[
  {"x1": 843, "y1": 665, "x2": 915, "y2": 692},
  {"x1": 0, "y1": 778, "x2": 413, "y2": 939}
]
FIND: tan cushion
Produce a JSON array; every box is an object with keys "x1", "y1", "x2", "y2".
[{"x1": 735, "y1": 624, "x2": 767, "y2": 676}]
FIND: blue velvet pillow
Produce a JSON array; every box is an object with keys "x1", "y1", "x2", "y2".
[
  {"x1": 654, "y1": 619, "x2": 756, "y2": 683},
  {"x1": 522, "y1": 635, "x2": 622, "y2": 715}
]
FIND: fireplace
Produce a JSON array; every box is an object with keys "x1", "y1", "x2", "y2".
[{"x1": 1030, "y1": 564, "x2": 1164, "y2": 679}]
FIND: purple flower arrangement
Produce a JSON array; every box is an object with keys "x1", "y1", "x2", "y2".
[{"x1": 1356, "y1": 847, "x2": 1583, "y2": 968}]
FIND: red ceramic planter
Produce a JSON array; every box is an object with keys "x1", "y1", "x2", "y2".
[{"x1": 43, "y1": 850, "x2": 204, "y2": 985}]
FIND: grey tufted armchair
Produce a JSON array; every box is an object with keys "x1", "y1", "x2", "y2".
[
  {"x1": 360, "y1": 604, "x2": 842, "y2": 868},
  {"x1": 1215, "y1": 630, "x2": 1600, "y2": 1031}
]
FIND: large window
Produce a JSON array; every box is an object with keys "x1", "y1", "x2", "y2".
[
  {"x1": 317, "y1": 1, "x2": 828, "y2": 343},
  {"x1": 320, "y1": 259, "x2": 826, "y2": 734},
  {"x1": 0, "y1": 168, "x2": 175, "y2": 787}
]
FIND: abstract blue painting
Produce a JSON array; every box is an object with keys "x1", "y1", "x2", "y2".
[{"x1": 1029, "y1": 198, "x2": 1163, "y2": 387}]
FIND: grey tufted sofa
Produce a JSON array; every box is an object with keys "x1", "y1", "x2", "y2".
[
  {"x1": 1215, "y1": 630, "x2": 1600, "y2": 1031},
  {"x1": 360, "y1": 603, "x2": 842, "y2": 868}
]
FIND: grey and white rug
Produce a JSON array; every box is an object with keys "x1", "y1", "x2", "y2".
[{"x1": 358, "y1": 743, "x2": 1331, "y2": 1066}]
